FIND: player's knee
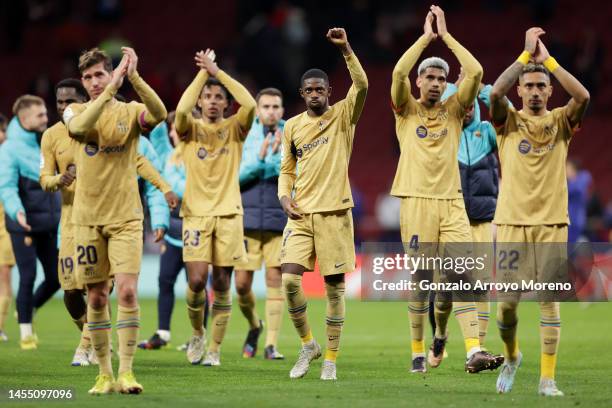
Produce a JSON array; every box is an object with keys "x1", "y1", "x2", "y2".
[
  {"x1": 211, "y1": 269, "x2": 231, "y2": 291},
  {"x1": 282, "y1": 272, "x2": 302, "y2": 296},
  {"x1": 265, "y1": 268, "x2": 282, "y2": 288},
  {"x1": 235, "y1": 280, "x2": 251, "y2": 296},
  {"x1": 435, "y1": 300, "x2": 452, "y2": 313},
  {"x1": 188, "y1": 276, "x2": 206, "y2": 292},
  {"x1": 88, "y1": 290, "x2": 108, "y2": 309},
  {"x1": 539, "y1": 301, "x2": 560, "y2": 317},
  {"x1": 118, "y1": 285, "x2": 137, "y2": 305}
]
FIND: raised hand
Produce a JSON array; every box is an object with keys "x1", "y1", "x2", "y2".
[
  {"x1": 327, "y1": 28, "x2": 352, "y2": 55},
  {"x1": 194, "y1": 48, "x2": 219, "y2": 76},
  {"x1": 122, "y1": 47, "x2": 139, "y2": 77},
  {"x1": 327, "y1": 27, "x2": 348, "y2": 47},
  {"x1": 430, "y1": 5, "x2": 447, "y2": 38},
  {"x1": 109, "y1": 54, "x2": 128, "y2": 91},
  {"x1": 258, "y1": 136, "x2": 270, "y2": 161},
  {"x1": 533, "y1": 39, "x2": 551, "y2": 64},
  {"x1": 271, "y1": 128, "x2": 282, "y2": 154},
  {"x1": 424, "y1": 11, "x2": 437, "y2": 41},
  {"x1": 524, "y1": 27, "x2": 545, "y2": 55}
]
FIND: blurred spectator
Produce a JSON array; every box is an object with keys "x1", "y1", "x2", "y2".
[
  {"x1": 99, "y1": 29, "x2": 131, "y2": 66},
  {"x1": 567, "y1": 158, "x2": 592, "y2": 243},
  {"x1": 0, "y1": 113, "x2": 7, "y2": 144},
  {"x1": 94, "y1": 0, "x2": 122, "y2": 21},
  {"x1": 574, "y1": 28, "x2": 603, "y2": 99},
  {"x1": 375, "y1": 192, "x2": 401, "y2": 242}
]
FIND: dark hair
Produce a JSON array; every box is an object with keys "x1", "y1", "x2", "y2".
[
  {"x1": 520, "y1": 63, "x2": 550, "y2": 79},
  {"x1": 301, "y1": 68, "x2": 329, "y2": 87},
  {"x1": 12, "y1": 95, "x2": 45, "y2": 115},
  {"x1": 78, "y1": 48, "x2": 113, "y2": 74},
  {"x1": 203, "y1": 78, "x2": 234, "y2": 106},
  {"x1": 255, "y1": 87, "x2": 283, "y2": 103},
  {"x1": 55, "y1": 78, "x2": 88, "y2": 100},
  {"x1": 0, "y1": 113, "x2": 7, "y2": 129}
]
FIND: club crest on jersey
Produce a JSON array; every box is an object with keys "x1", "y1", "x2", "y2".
[
  {"x1": 117, "y1": 121, "x2": 128, "y2": 133},
  {"x1": 318, "y1": 120, "x2": 327, "y2": 131},
  {"x1": 543, "y1": 124, "x2": 558, "y2": 137},
  {"x1": 518, "y1": 139, "x2": 531, "y2": 154},
  {"x1": 217, "y1": 128, "x2": 229, "y2": 140},
  {"x1": 197, "y1": 147, "x2": 208, "y2": 160},
  {"x1": 84, "y1": 142, "x2": 99, "y2": 156},
  {"x1": 416, "y1": 125, "x2": 428, "y2": 139}
]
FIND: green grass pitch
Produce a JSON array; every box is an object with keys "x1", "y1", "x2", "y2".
[{"x1": 0, "y1": 299, "x2": 610, "y2": 407}]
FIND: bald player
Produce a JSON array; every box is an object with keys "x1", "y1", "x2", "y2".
[{"x1": 490, "y1": 28, "x2": 589, "y2": 397}]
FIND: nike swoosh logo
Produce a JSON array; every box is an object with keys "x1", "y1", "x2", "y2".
[
  {"x1": 233, "y1": 256, "x2": 242, "y2": 260},
  {"x1": 335, "y1": 263, "x2": 345, "y2": 268}
]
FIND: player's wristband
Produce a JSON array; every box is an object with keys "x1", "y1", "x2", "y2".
[
  {"x1": 517, "y1": 51, "x2": 531, "y2": 65},
  {"x1": 543, "y1": 56, "x2": 560, "y2": 73}
]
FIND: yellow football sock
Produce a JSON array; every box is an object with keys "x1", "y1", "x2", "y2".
[
  {"x1": 209, "y1": 290, "x2": 232, "y2": 353},
  {"x1": 0, "y1": 295, "x2": 11, "y2": 331},
  {"x1": 476, "y1": 302, "x2": 490, "y2": 347},
  {"x1": 117, "y1": 305, "x2": 140, "y2": 375},
  {"x1": 453, "y1": 302, "x2": 480, "y2": 353},
  {"x1": 497, "y1": 301, "x2": 520, "y2": 361},
  {"x1": 186, "y1": 286, "x2": 206, "y2": 335},
  {"x1": 238, "y1": 290, "x2": 260, "y2": 330},
  {"x1": 87, "y1": 305, "x2": 112, "y2": 376},
  {"x1": 408, "y1": 302, "x2": 428, "y2": 356},
  {"x1": 540, "y1": 302, "x2": 560, "y2": 379},
  {"x1": 75, "y1": 313, "x2": 91, "y2": 349},
  {"x1": 282, "y1": 273, "x2": 312, "y2": 344},
  {"x1": 325, "y1": 281, "x2": 345, "y2": 362},
  {"x1": 264, "y1": 286, "x2": 284, "y2": 347}
]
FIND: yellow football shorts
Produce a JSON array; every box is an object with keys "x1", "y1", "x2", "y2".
[
  {"x1": 75, "y1": 219, "x2": 143, "y2": 285},
  {"x1": 235, "y1": 230, "x2": 282, "y2": 271},
  {"x1": 182, "y1": 215, "x2": 247, "y2": 266},
  {"x1": 281, "y1": 209, "x2": 355, "y2": 276}
]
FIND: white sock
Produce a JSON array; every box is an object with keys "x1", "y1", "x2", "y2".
[
  {"x1": 156, "y1": 329, "x2": 171, "y2": 342},
  {"x1": 467, "y1": 346, "x2": 481, "y2": 359},
  {"x1": 19, "y1": 323, "x2": 33, "y2": 339}
]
